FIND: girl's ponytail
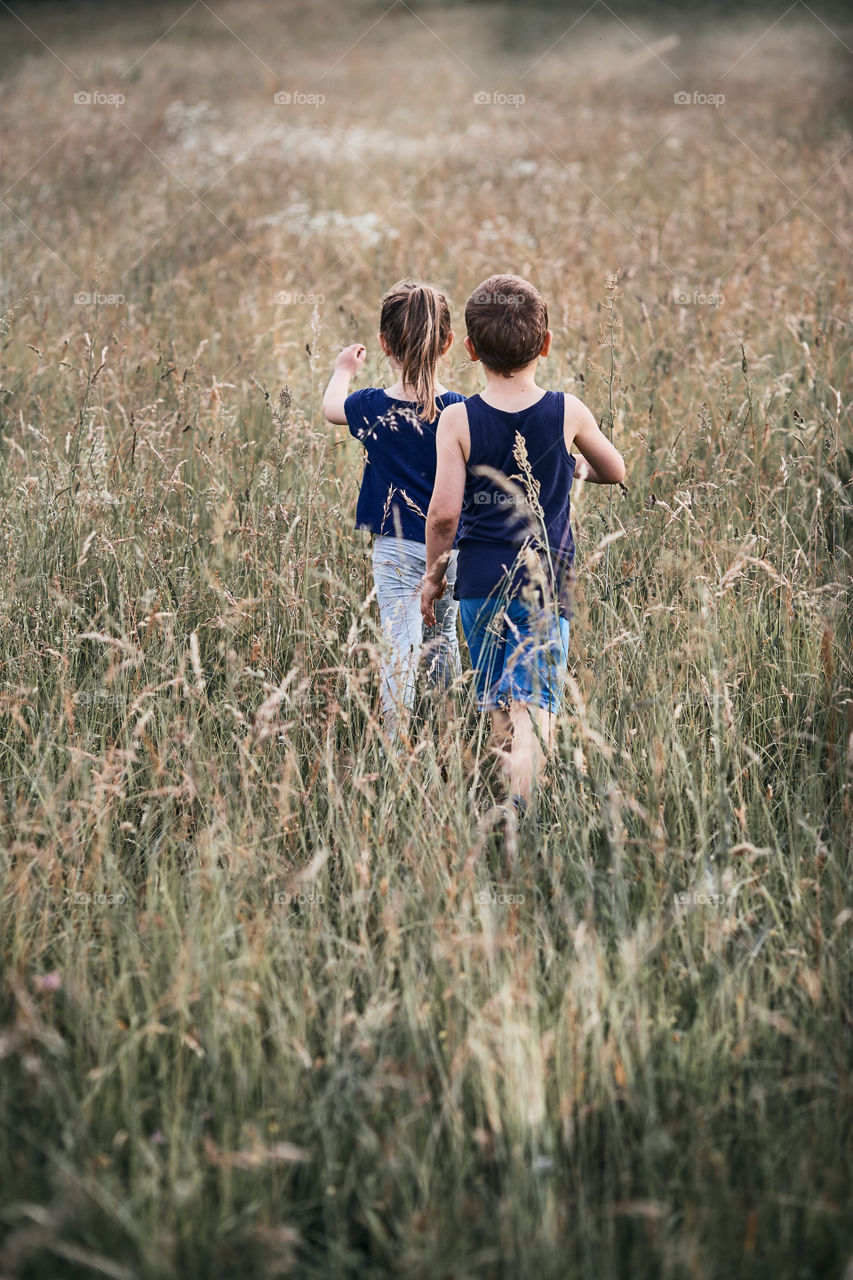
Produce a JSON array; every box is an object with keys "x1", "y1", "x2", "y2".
[{"x1": 379, "y1": 280, "x2": 451, "y2": 422}]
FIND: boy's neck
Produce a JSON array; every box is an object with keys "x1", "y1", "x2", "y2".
[{"x1": 478, "y1": 359, "x2": 544, "y2": 411}]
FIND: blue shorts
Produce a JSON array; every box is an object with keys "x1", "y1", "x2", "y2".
[{"x1": 459, "y1": 597, "x2": 571, "y2": 713}]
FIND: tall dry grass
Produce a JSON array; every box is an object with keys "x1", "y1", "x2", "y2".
[{"x1": 0, "y1": 1, "x2": 851, "y2": 1275}]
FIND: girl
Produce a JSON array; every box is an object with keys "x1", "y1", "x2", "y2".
[{"x1": 322, "y1": 280, "x2": 464, "y2": 740}]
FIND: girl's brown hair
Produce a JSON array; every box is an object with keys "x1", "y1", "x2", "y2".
[{"x1": 379, "y1": 280, "x2": 452, "y2": 423}]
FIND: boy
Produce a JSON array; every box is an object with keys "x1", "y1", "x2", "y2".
[{"x1": 420, "y1": 274, "x2": 625, "y2": 806}]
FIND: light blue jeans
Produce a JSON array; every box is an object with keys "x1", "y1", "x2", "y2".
[{"x1": 371, "y1": 535, "x2": 460, "y2": 730}]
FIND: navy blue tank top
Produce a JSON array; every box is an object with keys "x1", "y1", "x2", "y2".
[
  {"x1": 454, "y1": 390, "x2": 576, "y2": 617},
  {"x1": 346, "y1": 387, "x2": 465, "y2": 542}
]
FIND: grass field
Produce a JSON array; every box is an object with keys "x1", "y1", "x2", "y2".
[{"x1": 1, "y1": 0, "x2": 852, "y2": 1275}]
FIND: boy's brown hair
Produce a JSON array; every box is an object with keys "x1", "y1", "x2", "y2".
[{"x1": 464, "y1": 274, "x2": 549, "y2": 376}]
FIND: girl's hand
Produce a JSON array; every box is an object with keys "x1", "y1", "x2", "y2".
[{"x1": 335, "y1": 343, "x2": 366, "y2": 374}]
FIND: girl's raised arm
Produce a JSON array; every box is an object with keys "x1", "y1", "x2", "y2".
[{"x1": 322, "y1": 344, "x2": 366, "y2": 425}]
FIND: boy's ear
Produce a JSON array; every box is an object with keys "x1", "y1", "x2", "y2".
[
  {"x1": 464, "y1": 336, "x2": 480, "y2": 363},
  {"x1": 539, "y1": 330, "x2": 553, "y2": 358}
]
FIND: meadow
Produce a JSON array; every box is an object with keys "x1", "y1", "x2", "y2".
[{"x1": 0, "y1": 0, "x2": 851, "y2": 1275}]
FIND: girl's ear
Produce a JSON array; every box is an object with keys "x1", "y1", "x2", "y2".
[
  {"x1": 539, "y1": 330, "x2": 553, "y2": 358},
  {"x1": 378, "y1": 332, "x2": 391, "y2": 358},
  {"x1": 464, "y1": 336, "x2": 479, "y2": 363},
  {"x1": 441, "y1": 328, "x2": 455, "y2": 357}
]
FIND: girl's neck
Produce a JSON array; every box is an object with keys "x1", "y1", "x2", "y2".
[{"x1": 385, "y1": 375, "x2": 447, "y2": 401}]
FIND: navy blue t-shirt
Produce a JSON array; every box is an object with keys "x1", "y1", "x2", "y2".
[
  {"x1": 345, "y1": 387, "x2": 465, "y2": 542},
  {"x1": 454, "y1": 390, "x2": 576, "y2": 618}
]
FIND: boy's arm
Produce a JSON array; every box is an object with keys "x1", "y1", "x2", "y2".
[
  {"x1": 565, "y1": 394, "x2": 626, "y2": 484},
  {"x1": 421, "y1": 403, "x2": 469, "y2": 626},
  {"x1": 321, "y1": 343, "x2": 366, "y2": 425},
  {"x1": 574, "y1": 457, "x2": 608, "y2": 483}
]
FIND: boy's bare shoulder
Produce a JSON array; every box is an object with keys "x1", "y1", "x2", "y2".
[
  {"x1": 438, "y1": 399, "x2": 468, "y2": 422},
  {"x1": 563, "y1": 391, "x2": 594, "y2": 420},
  {"x1": 562, "y1": 391, "x2": 597, "y2": 439},
  {"x1": 437, "y1": 399, "x2": 470, "y2": 457},
  {"x1": 437, "y1": 399, "x2": 469, "y2": 435}
]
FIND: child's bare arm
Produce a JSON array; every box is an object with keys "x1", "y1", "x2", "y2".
[
  {"x1": 575, "y1": 457, "x2": 612, "y2": 483},
  {"x1": 565, "y1": 394, "x2": 626, "y2": 484},
  {"x1": 422, "y1": 404, "x2": 468, "y2": 625},
  {"x1": 321, "y1": 344, "x2": 366, "y2": 425}
]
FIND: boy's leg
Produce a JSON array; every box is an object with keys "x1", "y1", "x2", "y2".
[
  {"x1": 372, "y1": 537, "x2": 428, "y2": 739},
  {"x1": 459, "y1": 597, "x2": 511, "y2": 785},
  {"x1": 492, "y1": 604, "x2": 570, "y2": 801},
  {"x1": 504, "y1": 702, "x2": 556, "y2": 803},
  {"x1": 489, "y1": 706, "x2": 514, "y2": 782},
  {"x1": 459, "y1": 595, "x2": 507, "y2": 710}
]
